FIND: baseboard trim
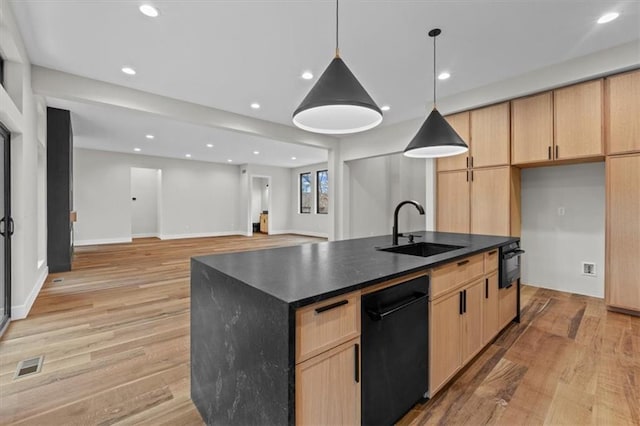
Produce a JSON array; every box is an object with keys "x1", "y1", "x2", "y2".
[
  {"x1": 521, "y1": 281, "x2": 604, "y2": 299},
  {"x1": 268, "y1": 230, "x2": 329, "y2": 239},
  {"x1": 12, "y1": 266, "x2": 49, "y2": 320},
  {"x1": 132, "y1": 233, "x2": 159, "y2": 238},
  {"x1": 75, "y1": 237, "x2": 133, "y2": 247},
  {"x1": 159, "y1": 231, "x2": 244, "y2": 240}
]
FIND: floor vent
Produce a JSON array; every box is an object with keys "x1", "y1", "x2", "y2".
[
  {"x1": 14, "y1": 356, "x2": 44, "y2": 379},
  {"x1": 52, "y1": 278, "x2": 64, "y2": 283}
]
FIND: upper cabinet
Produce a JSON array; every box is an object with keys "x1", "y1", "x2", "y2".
[
  {"x1": 437, "y1": 112, "x2": 470, "y2": 172},
  {"x1": 511, "y1": 92, "x2": 554, "y2": 165},
  {"x1": 470, "y1": 102, "x2": 510, "y2": 168},
  {"x1": 606, "y1": 70, "x2": 640, "y2": 155},
  {"x1": 554, "y1": 79, "x2": 604, "y2": 160}
]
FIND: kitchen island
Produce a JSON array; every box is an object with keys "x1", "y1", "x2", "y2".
[{"x1": 191, "y1": 231, "x2": 519, "y2": 425}]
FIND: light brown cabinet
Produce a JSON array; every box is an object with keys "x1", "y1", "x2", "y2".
[
  {"x1": 606, "y1": 70, "x2": 640, "y2": 155},
  {"x1": 554, "y1": 79, "x2": 604, "y2": 160},
  {"x1": 296, "y1": 338, "x2": 361, "y2": 426},
  {"x1": 437, "y1": 112, "x2": 471, "y2": 172},
  {"x1": 259, "y1": 213, "x2": 268, "y2": 233},
  {"x1": 429, "y1": 289, "x2": 462, "y2": 394},
  {"x1": 470, "y1": 102, "x2": 511, "y2": 168},
  {"x1": 606, "y1": 154, "x2": 640, "y2": 313},
  {"x1": 482, "y1": 272, "x2": 500, "y2": 345},
  {"x1": 436, "y1": 170, "x2": 470, "y2": 234},
  {"x1": 461, "y1": 279, "x2": 484, "y2": 364},
  {"x1": 511, "y1": 91, "x2": 554, "y2": 165},
  {"x1": 498, "y1": 284, "x2": 518, "y2": 330},
  {"x1": 437, "y1": 166, "x2": 520, "y2": 237}
]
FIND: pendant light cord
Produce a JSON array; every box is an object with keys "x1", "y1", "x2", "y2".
[
  {"x1": 335, "y1": 0, "x2": 340, "y2": 57},
  {"x1": 433, "y1": 33, "x2": 436, "y2": 109}
]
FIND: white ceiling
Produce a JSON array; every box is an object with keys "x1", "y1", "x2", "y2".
[
  {"x1": 48, "y1": 98, "x2": 328, "y2": 167},
  {"x1": 10, "y1": 0, "x2": 640, "y2": 163}
]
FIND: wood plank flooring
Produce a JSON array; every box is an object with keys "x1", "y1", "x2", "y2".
[{"x1": 1, "y1": 235, "x2": 639, "y2": 425}]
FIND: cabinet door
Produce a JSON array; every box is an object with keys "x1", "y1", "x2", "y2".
[
  {"x1": 437, "y1": 111, "x2": 470, "y2": 172},
  {"x1": 470, "y1": 102, "x2": 510, "y2": 168},
  {"x1": 511, "y1": 92, "x2": 554, "y2": 165},
  {"x1": 470, "y1": 167, "x2": 511, "y2": 236},
  {"x1": 606, "y1": 154, "x2": 640, "y2": 312},
  {"x1": 429, "y1": 292, "x2": 462, "y2": 394},
  {"x1": 498, "y1": 284, "x2": 518, "y2": 330},
  {"x1": 461, "y1": 279, "x2": 484, "y2": 364},
  {"x1": 437, "y1": 170, "x2": 470, "y2": 233},
  {"x1": 296, "y1": 338, "x2": 360, "y2": 426},
  {"x1": 606, "y1": 70, "x2": 640, "y2": 155},
  {"x1": 482, "y1": 272, "x2": 500, "y2": 345},
  {"x1": 554, "y1": 79, "x2": 604, "y2": 160}
]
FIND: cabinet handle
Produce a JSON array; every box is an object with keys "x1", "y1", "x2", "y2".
[
  {"x1": 466, "y1": 170, "x2": 469, "y2": 182},
  {"x1": 459, "y1": 291, "x2": 464, "y2": 315},
  {"x1": 315, "y1": 299, "x2": 348, "y2": 314},
  {"x1": 463, "y1": 290, "x2": 467, "y2": 314},
  {"x1": 354, "y1": 344, "x2": 360, "y2": 383},
  {"x1": 555, "y1": 145, "x2": 559, "y2": 159},
  {"x1": 488, "y1": 250, "x2": 497, "y2": 256},
  {"x1": 466, "y1": 156, "x2": 469, "y2": 168},
  {"x1": 485, "y1": 278, "x2": 489, "y2": 299},
  {"x1": 471, "y1": 170, "x2": 474, "y2": 181},
  {"x1": 470, "y1": 156, "x2": 474, "y2": 168},
  {"x1": 548, "y1": 146, "x2": 551, "y2": 160},
  {"x1": 457, "y1": 259, "x2": 470, "y2": 267}
]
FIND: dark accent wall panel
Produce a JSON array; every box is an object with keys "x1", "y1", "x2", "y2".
[{"x1": 47, "y1": 107, "x2": 73, "y2": 272}]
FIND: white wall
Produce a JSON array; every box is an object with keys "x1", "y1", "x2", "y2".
[
  {"x1": 130, "y1": 167, "x2": 160, "y2": 237},
  {"x1": 521, "y1": 163, "x2": 605, "y2": 298},
  {"x1": 74, "y1": 148, "x2": 242, "y2": 244},
  {"x1": 0, "y1": 0, "x2": 49, "y2": 319},
  {"x1": 347, "y1": 154, "x2": 428, "y2": 239},
  {"x1": 289, "y1": 162, "x2": 329, "y2": 238}
]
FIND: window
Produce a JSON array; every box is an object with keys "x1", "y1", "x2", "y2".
[
  {"x1": 317, "y1": 170, "x2": 328, "y2": 214},
  {"x1": 300, "y1": 172, "x2": 312, "y2": 213}
]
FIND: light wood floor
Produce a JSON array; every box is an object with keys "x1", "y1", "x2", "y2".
[{"x1": 1, "y1": 235, "x2": 638, "y2": 425}]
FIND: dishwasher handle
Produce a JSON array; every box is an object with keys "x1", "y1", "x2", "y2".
[{"x1": 366, "y1": 292, "x2": 427, "y2": 321}]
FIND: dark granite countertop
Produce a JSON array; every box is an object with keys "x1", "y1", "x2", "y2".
[{"x1": 192, "y1": 231, "x2": 519, "y2": 308}]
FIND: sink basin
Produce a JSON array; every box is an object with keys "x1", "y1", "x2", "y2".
[{"x1": 378, "y1": 242, "x2": 464, "y2": 258}]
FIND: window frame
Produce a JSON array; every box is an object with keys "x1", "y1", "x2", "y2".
[
  {"x1": 299, "y1": 172, "x2": 312, "y2": 214},
  {"x1": 316, "y1": 169, "x2": 328, "y2": 214}
]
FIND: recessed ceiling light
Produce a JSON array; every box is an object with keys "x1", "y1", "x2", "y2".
[
  {"x1": 302, "y1": 71, "x2": 314, "y2": 80},
  {"x1": 438, "y1": 72, "x2": 451, "y2": 80},
  {"x1": 134, "y1": 148, "x2": 141, "y2": 152},
  {"x1": 121, "y1": 67, "x2": 136, "y2": 75},
  {"x1": 185, "y1": 154, "x2": 192, "y2": 158},
  {"x1": 597, "y1": 12, "x2": 619, "y2": 24},
  {"x1": 253, "y1": 151, "x2": 260, "y2": 155},
  {"x1": 227, "y1": 159, "x2": 233, "y2": 162},
  {"x1": 251, "y1": 103, "x2": 261, "y2": 109},
  {"x1": 139, "y1": 4, "x2": 159, "y2": 18},
  {"x1": 145, "y1": 134, "x2": 154, "y2": 139},
  {"x1": 291, "y1": 157, "x2": 297, "y2": 160},
  {"x1": 206, "y1": 143, "x2": 214, "y2": 148},
  {"x1": 381, "y1": 105, "x2": 391, "y2": 112}
]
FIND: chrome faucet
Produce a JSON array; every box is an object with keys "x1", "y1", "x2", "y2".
[{"x1": 392, "y1": 200, "x2": 425, "y2": 245}]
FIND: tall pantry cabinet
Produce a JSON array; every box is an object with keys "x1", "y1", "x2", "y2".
[{"x1": 605, "y1": 69, "x2": 640, "y2": 314}]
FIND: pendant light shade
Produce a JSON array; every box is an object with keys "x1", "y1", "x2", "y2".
[
  {"x1": 404, "y1": 28, "x2": 469, "y2": 158},
  {"x1": 292, "y1": 0, "x2": 382, "y2": 134}
]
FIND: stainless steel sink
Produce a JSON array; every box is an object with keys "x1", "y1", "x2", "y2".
[{"x1": 377, "y1": 242, "x2": 464, "y2": 258}]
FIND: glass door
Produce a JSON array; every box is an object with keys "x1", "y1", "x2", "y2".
[{"x1": 0, "y1": 123, "x2": 11, "y2": 333}]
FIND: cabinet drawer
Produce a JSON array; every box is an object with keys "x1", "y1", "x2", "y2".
[
  {"x1": 484, "y1": 249, "x2": 499, "y2": 273},
  {"x1": 296, "y1": 292, "x2": 360, "y2": 363},
  {"x1": 431, "y1": 254, "x2": 484, "y2": 299}
]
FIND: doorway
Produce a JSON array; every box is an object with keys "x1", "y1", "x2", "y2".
[
  {"x1": 250, "y1": 176, "x2": 270, "y2": 235},
  {"x1": 0, "y1": 123, "x2": 12, "y2": 334},
  {"x1": 130, "y1": 167, "x2": 161, "y2": 238}
]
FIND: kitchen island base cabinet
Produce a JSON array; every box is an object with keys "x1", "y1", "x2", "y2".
[
  {"x1": 296, "y1": 338, "x2": 360, "y2": 426},
  {"x1": 461, "y1": 280, "x2": 484, "y2": 365},
  {"x1": 429, "y1": 291, "x2": 463, "y2": 395},
  {"x1": 499, "y1": 283, "x2": 518, "y2": 330},
  {"x1": 482, "y1": 272, "x2": 500, "y2": 345}
]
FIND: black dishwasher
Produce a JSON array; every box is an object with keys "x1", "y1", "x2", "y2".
[{"x1": 361, "y1": 275, "x2": 429, "y2": 426}]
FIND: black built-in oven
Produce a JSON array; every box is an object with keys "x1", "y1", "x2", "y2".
[{"x1": 500, "y1": 241, "x2": 525, "y2": 288}]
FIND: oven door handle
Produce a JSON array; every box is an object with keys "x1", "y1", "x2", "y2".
[{"x1": 502, "y1": 249, "x2": 525, "y2": 260}]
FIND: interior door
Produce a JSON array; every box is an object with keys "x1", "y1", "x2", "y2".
[{"x1": 0, "y1": 124, "x2": 12, "y2": 333}]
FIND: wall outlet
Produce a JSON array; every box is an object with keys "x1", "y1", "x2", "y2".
[
  {"x1": 557, "y1": 207, "x2": 565, "y2": 216},
  {"x1": 582, "y1": 262, "x2": 596, "y2": 277}
]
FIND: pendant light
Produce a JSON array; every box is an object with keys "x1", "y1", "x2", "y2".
[
  {"x1": 292, "y1": 0, "x2": 382, "y2": 134},
  {"x1": 404, "y1": 29, "x2": 469, "y2": 158}
]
